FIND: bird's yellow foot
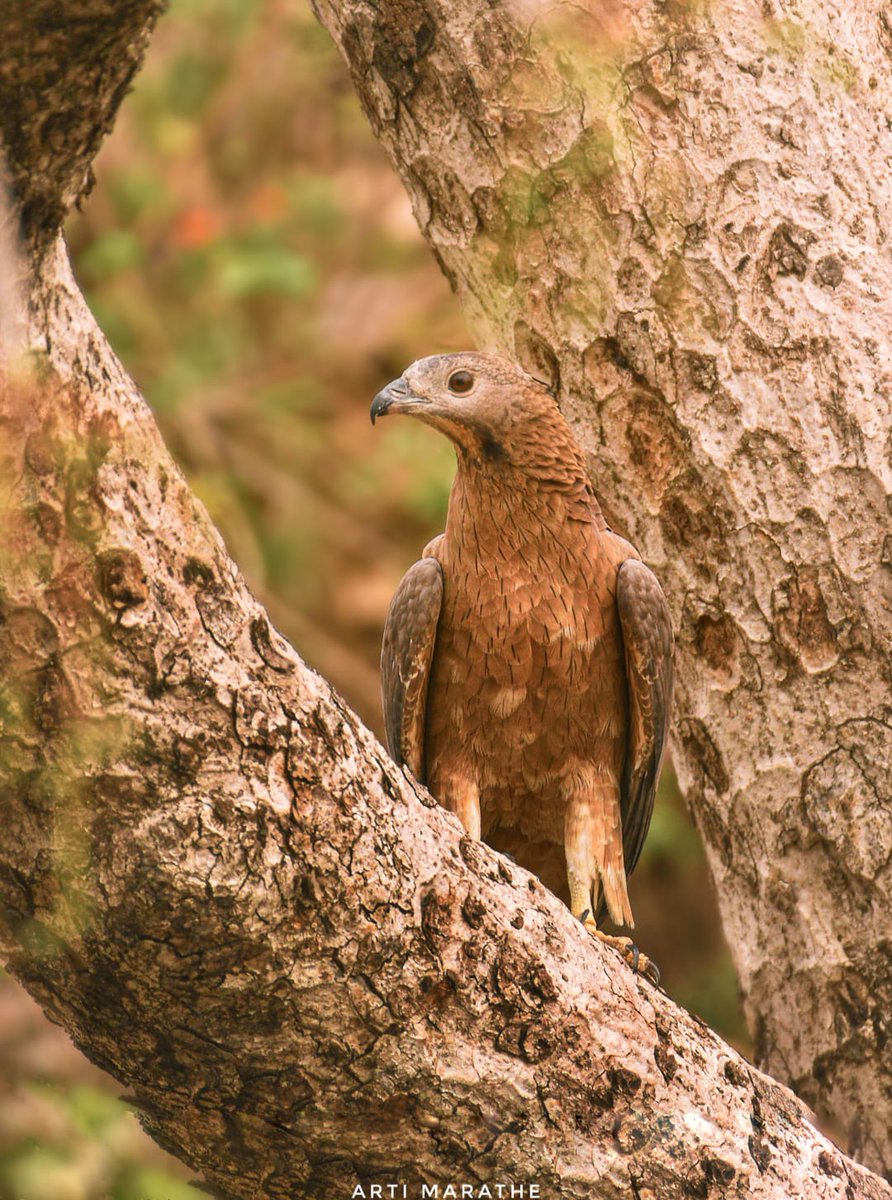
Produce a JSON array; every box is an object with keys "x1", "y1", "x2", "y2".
[{"x1": 580, "y1": 912, "x2": 660, "y2": 986}]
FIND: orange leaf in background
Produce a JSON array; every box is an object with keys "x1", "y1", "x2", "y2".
[{"x1": 171, "y1": 204, "x2": 224, "y2": 248}]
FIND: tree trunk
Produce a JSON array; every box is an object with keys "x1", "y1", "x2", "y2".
[
  {"x1": 0, "y1": 238, "x2": 888, "y2": 1200},
  {"x1": 0, "y1": 1, "x2": 890, "y2": 1197},
  {"x1": 310, "y1": 0, "x2": 892, "y2": 1176}
]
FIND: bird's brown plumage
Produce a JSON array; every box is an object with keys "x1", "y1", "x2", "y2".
[{"x1": 375, "y1": 352, "x2": 673, "y2": 933}]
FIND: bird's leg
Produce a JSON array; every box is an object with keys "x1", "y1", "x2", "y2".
[
  {"x1": 565, "y1": 790, "x2": 659, "y2": 986},
  {"x1": 440, "y1": 774, "x2": 481, "y2": 840}
]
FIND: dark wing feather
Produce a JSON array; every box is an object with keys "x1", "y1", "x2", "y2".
[
  {"x1": 381, "y1": 555, "x2": 444, "y2": 782},
  {"x1": 616, "y1": 558, "x2": 674, "y2": 878}
]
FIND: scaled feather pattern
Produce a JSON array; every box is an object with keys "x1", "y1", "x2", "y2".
[{"x1": 374, "y1": 353, "x2": 674, "y2": 933}]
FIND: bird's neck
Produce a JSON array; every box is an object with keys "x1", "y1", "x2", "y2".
[{"x1": 445, "y1": 435, "x2": 607, "y2": 558}]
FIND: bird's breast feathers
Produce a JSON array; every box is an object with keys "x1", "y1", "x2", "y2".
[{"x1": 424, "y1": 528, "x2": 631, "y2": 836}]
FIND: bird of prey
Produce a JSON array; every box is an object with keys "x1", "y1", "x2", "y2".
[{"x1": 371, "y1": 352, "x2": 673, "y2": 980}]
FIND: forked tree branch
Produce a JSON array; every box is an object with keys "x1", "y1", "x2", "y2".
[
  {"x1": 311, "y1": 0, "x2": 892, "y2": 1174},
  {"x1": 0, "y1": 2, "x2": 889, "y2": 1197}
]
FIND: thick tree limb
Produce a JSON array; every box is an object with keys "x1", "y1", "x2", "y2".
[
  {"x1": 0, "y1": 0, "x2": 165, "y2": 248},
  {"x1": 0, "y1": 1, "x2": 890, "y2": 1197},
  {"x1": 310, "y1": 0, "x2": 892, "y2": 1174},
  {"x1": 0, "y1": 241, "x2": 889, "y2": 1200}
]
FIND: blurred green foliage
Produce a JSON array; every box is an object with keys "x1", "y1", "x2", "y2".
[{"x1": 2, "y1": 0, "x2": 748, "y2": 1194}]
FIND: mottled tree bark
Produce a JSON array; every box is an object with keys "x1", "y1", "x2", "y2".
[
  {"x1": 1, "y1": 241, "x2": 890, "y2": 1200},
  {"x1": 310, "y1": 0, "x2": 892, "y2": 1177},
  {"x1": 0, "y1": 2, "x2": 890, "y2": 1199},
  {"x1": 0, "y1": 0, "x2": 166, "y2": 245}
]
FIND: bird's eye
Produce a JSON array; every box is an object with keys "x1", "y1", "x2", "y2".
[{"x1": 447, "y1": 369, "x2": 474, "y2": 395}]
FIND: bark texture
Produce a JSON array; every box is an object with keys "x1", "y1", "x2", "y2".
[
  {"x1": 0, "y1": 0, "x2": 166, "y2": 246},
  {"x1": 311, "y1": 0, "x2": 892, "y2": 1176},
  {"x1": 0, "y1": 1, "x2": 890, "y2": 1197},
  {"x1": 0, "y1": 238, "x2": 890, "y2": 1200}
]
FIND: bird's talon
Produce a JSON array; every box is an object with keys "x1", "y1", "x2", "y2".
[
  {"x1": 625, "y1": 942, "x2": 660, "y2": 987},
  {"x1": 581, "y1": 923, "x2": 660, "y2": 985}
]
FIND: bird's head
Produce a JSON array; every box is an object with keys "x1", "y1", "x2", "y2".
[{"x1": 370, "y1": 352, "x2": 563, "y2": 467}]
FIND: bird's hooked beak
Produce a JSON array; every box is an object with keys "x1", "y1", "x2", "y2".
[{"x1": 370, "y1": 377, "x2": 428, "y2": 425}]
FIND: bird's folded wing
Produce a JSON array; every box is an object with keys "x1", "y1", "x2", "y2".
[
  {"x1": 381, "y1": 555, "x2": 444, "y2": 782},
  {"x1": 616, "y1": 557, "x2": 675, "y2": 878}
]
